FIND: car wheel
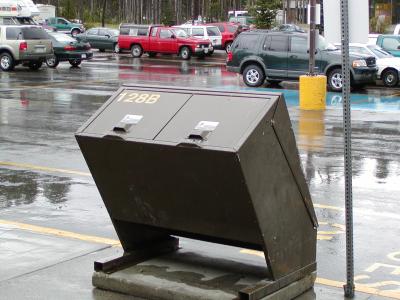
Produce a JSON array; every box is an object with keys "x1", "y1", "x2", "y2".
[
  {"x1": 243, "y1": 65, "x2": 265, "y2": 87},
  {"x1": 99, "y1": 49, "x2": 105, "y2": 53},
  {"x1": 206, "y1": 49, "x2": 214, "y2": 56},
  {"x1": 46, "y1": 55, "x2": 59, "y2": 68},
  {"x1": 225, "y1": 42, "x2": 232, "y2": 53},
  {"x1": 0, "y1": 52, "x2": 14, "y2": 71},
  {"x1": 71, "y1": 29, "x2": 80, "y2": 37},
  {"x1": 180, "y1": 46, "x2": 191, "y2": 60},
  {"x1": 148, "y1": 52, "x2": 157, "y2": 58},
  {"x1": 131, "y1": 44, "x2": 143, "y2": 58},
  {"x1": 114, "y1": 43, "x2": 120, "y2": 53},
  {"x1": 28, "y1": 61, "x2": 42, "y2": 70},
  {"x1": 69, "y1": 59, "x2": 82, "y2": 67},
  {"x1": 328, "y1": 68, "x2": 343, "y2": 92},
  {"x1": 382, "y1": 69, "x2": 399, "y2": 87}
]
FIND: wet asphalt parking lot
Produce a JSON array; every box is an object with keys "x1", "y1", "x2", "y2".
[{"x1": 0, "y1": 51, "x2": 399, "y2": 299}]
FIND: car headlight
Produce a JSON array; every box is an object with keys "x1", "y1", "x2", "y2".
[{"x1": 352, "y1": 60, "x2": 367, "y2": 68}]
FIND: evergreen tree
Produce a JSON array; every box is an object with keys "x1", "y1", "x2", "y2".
[{"x1": 247, "y1": 0, "x2": 281, "y2": 29}]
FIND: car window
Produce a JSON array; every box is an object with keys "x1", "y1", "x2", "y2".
[
  {"x1": 87, "y1": 29, "x2": 98, "y2": 35},
  {"x1": 216, "y1": 25, "x2": 224, "y2": 32},
  {"x1": 269, "y1": 36, "x2": 288, "y2": 51},
  {"x1": 227, "y1": 25, "x2": 237, "y2": 33},
  {"x1": 110, "y1": 29, "x2": 119, "y2": 36},
  {"x1": 57, "y1": 18, "x2": 67, "y2": 25},
  {"x1": 160, "y1": 29, "x2": 172, "y2": 39},
  {"x1": 98, "y1": 29, "x2": 109, "y2": 36},
  {"x1": 382, "y1": 37, "x2": 400, "y2": 51},
  {"x1": 236, "y1": 34, "x2": 259, "y2": 50},
  {"x1": 21, "y1": 27, "x2": 49, "y2": 40},
  {"x1": 173, "y1": 29, "x2": 188, "y2": 38},
  {"x1": 290, "y1": 36, "x2": 307, "y2": 53},
  {"x1": 192, "y1": 28, "x2": 204, "y2": 37},
  {"x1": 137, "y1": 27, "x2": 148, "y2": 36},
  {"x1": 207, "y1": 26, "x2": 221, "y2": 36},
  {"x1": 119, "y1": 27, "x2": 129, "y2": 35},
  {"x1": 151, "y1": 28, "x2": 158, "y2": 37},
  {"x1": 6, "y1": 27, "x2": 22, "y2": 40},
  {"x1": 51, "y1": 33, "x2": 76, "y2": 42}
]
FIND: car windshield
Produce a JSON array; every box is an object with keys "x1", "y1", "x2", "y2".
[
  {"x1": 172, "y1": 29, "x2": 188, "y2": 38},
  {"x1": 318, "y1": 36, "x2": 338, "y2": 51},
  {"x1": 207, "y1": 26, "x2": 221, "y2": 36},
  {"x1": 51, "y1": 33, "x2": 76, "y2": 42},
  {"x1": 110, "y1": 29, "x2": 119, "y2": 36},
  {"x1": 367, "y1": 45, "x2": 393, "y2": 58}
]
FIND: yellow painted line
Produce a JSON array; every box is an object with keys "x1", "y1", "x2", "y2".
[
  {"x1": 1, "y1": 218, "x2": 398, "y2": 299},
  {"x1": 0, "y1": 161, "x2": 91, "y2": 177},
  {"x1": 240, "y1": 250, "x2": 400, "y2": 299},
  {"x1": 314, "y1": 203, "x2": 345, "y2": 211},
  {"x1": 0, "y1": 219, "x2": 120, "y2": 246}
]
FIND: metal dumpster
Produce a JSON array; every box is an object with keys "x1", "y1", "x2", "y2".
[{"x1": 76, "y1": 85, "x2": 317, "y2": 299}]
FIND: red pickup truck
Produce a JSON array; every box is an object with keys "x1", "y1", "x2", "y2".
[{"x1": 118, "y1": 24, "x2": 213, "y2": 60}]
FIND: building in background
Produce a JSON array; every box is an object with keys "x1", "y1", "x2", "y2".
[{"x1": 370, "y1": 0, "x2": 400, "y2": 25}]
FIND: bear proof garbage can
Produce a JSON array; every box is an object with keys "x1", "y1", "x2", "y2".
[{"x1": 76, "y1": 85, "x2": 317, "y2": 298}]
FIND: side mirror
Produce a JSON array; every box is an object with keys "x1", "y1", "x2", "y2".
[
  {"x1": 397, "y1": 45, "x2": 400, "y2": 50},
  {"x1": 171, "y1": 34, "x2": 176, "y2": 39},
  {"x1": 105, "y1": 34, "x2": 110, "y2": 38}
]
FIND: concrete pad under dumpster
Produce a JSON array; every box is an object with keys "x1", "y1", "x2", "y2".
[{"x1": 75, "y1": 85, "x2": 318, "y2": 300}]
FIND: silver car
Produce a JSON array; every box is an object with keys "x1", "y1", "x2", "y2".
[{"x1": 0, "y1": 25, "x2": 53, "y2": 71}]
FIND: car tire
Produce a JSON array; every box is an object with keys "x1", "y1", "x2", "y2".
[
  {"x1": 114, "y1": 43, "x2": 120, "y2": 53},
  {"x1": 0, "y1": 52, "x2": 15, "y2": 71},
  {"x1": 225, "y1": 42, "x2": 232, "y2": 53},
  {"x1": 148, "y1": 52, "x2": 157, "y2": 58},
  {"x1": 328, "y1": 68, "x2": 343, "y2": 92},
  {"x1": 71, "y1": 29, "x2": 80, "y2": 37},
  {"x1": 243, "y1": 64, "x2": 265, "y2": 87},
  {"x1": 206, "y1": 49, "x2": 214, "y2": 56},
  {"x1": 382, "y1": 69, "x2": 399, "y2": 87},
  {"x1": 69, "y1": 59, "x2": 82, "y2": 67},
  {"x1": 131, "y1": 44, "x2": 143, "y2": 58},
  {"x1": 46, "y1": 55, "x2": 59, "y2": 68},
  {"x1": 99, "y1": 49, "x2": 105, "y2": 53},
  {"x1": 180, "y1": 46, "x2": 191, "y2": 60},
  {"x1": 28, "y1": 61, "x2": 42, "y2": 70}
]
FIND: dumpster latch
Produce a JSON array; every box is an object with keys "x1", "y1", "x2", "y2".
[
  {"x1": 113, "y1": 114, "x2": 143, "y2": 133},
  {"x1": 188, "y1": 121, "x2": 219, "y2": 141}
]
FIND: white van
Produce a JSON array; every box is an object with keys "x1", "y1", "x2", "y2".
[{"x1": 174, "y1": 24, "x2": 222, "y2": 52}]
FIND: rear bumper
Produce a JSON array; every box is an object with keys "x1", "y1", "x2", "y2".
[
  {"x1": 18, "y1": 53, "x2": 53, "y2": 62},
  {"x1": 227, "y1": 65, "x2": 240, "y2": 73},
  {"x1": 56, "y1": 51, "x2": 93, "y2": 61}
]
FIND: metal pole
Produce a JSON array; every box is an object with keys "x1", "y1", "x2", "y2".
[
  {"x1": 309, "y1": 0, "x2": 316, "y2": 74},
  {"x1": 340, "y1": 0, "x2": 355, "y2": 297}
]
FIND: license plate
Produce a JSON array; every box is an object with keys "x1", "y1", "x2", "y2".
[
  {"x1": 81, "y1": 54, "x2": 86, "y2": 59},
  {"x1": 35, "y1": 48, "x2": 45, "y2": 53}
]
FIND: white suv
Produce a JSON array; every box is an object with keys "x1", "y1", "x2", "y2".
[{"x1": 174, "y1": 25, "x2": 222, "y2": 53}]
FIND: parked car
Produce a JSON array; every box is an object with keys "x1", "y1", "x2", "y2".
[
  {"x1": 376, "y1": 35, "x2": 400, "y2": 57},
  {"x1": 341, "y1": 43, "x2": 400, "y2": 87},
  {"x1": 0, "y1": 25, "x2": 53, "y2": 71},
  {"x1": 228, "y1": 16, "x2": 255, "y2": 26},
  {"x1": 76, "y1": 27, "x2": 119, "y2": 53},
  {"x1": 46, "y1": 17, "x2": 85, "y2": 37},
  {"x1": 207, "y1": 22, "x2": 237, "y2": 52},
  {"x1": 272, "y1": 24, "x2": 305, "y2": 33},
  {"x1": 174, "y1": 24, "x2": 222, "y2": 52},
  {"x1": 45, "y1": 32, "x2": 92, "y2": 68},
  {"x1": 118, "y1": 24, "x2": 212, "y2": 60},
  {"x1": 226, "y1": 31, "x2": 378, "y2": 91}
]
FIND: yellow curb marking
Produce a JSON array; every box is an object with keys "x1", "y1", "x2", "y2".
[
  {"x1": 0, "y1": 219, "x2": 120, "y2": 246},
  {"x1": 240, "y1": 249, "x2": 400, "y2": 299},
  {"x1": 1, "y1": 219, "x2": 399, "y2": 299},
  {"x1": 0, "y1": 161, "x2": 91, "y2": 177}
]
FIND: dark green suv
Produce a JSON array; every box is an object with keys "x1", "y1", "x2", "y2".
[{"x1": 227, "y1": 31, "x2": 378, "y2": 91}]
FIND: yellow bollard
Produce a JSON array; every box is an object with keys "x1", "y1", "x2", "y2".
[{"x1": 299, "y1": 75, "x2": 327, "y2": 110}]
